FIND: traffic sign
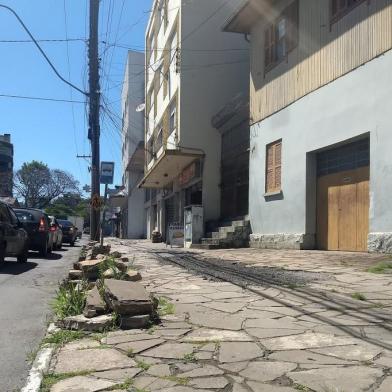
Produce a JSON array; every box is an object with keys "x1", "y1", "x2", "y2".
[{"x1": 100, "y1": 161, "x2": 114, "y2": 184}]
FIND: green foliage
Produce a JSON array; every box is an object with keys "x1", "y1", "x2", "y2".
[
  {"x1": 136, "y1": 360, "x2": 151, "y2": 371},
  {"x1": 98, "y1": 256, "x2": 126, "y2": 280},
  {"x1": 52, "y1": 281, "x2": 88, "y2": 319},
  {"x1": 351, "y1": 292, "x2": 367, "y2": 301},
  {"x1": 40, "y1": 371, "x2": 92, "y2": 392},
  {"x1": 294, "y1": 384, "x2": 311, "y2": 391},
  {"x1": 106, "y1": 378, "x2": 134, "y2": 390},
  {"x1": 158, "y1": 297, "x2": 175, "y2": 316},
  {"x1": 182, "y1": 352, "x2": 197, "y2": 363},
  {"x1": 42, "y1": 330, "x2": 84, "y2": 347},
  {"x1": 162, "y1": 376, "x2": 189, "y2": 386},
  {"x1": 367, "y1": 261, "x2": 392, "y2": 274}
]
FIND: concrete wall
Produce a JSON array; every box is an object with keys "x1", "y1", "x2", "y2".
[
  {"x1": 121, "y1": 51, "x2": 146, "y2": 239},
  {"x1": 180, "y1": 0, "x2": 250, "y2": 221},
  {"x1": 249, "y1": 50, "x2": 392, "y2": 251}
]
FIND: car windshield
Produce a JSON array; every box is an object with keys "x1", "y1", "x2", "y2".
[
  {"x1": 15, "y1": 211, "x2": 36, "y2": 222},
  {"x1": 58, "y1": 220, "x2": 72, "y2": 227}
]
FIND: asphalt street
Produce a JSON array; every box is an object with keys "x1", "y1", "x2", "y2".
[{"x1": 0, "y1": 240, "x2": 83, "y2": 392}]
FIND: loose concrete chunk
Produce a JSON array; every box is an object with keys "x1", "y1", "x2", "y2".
[
  {"x1": 240, "y1": 361, "x2": 297, "y2": 382},
  {"x1": 56, "y1": 314, "x2": 113, "y2": 332},
  {"x1": 288, "y1": 366, "x2": 383, "y2": 392},
  {"x1": 119, "y1": 314, "x2": 151, "y2": 329},
  {"x1": 78, "y1": 259, "x2": 102, "y2": 279},
  {"x1": 219, "y1": 342, "x2": 264, "y2": 363},
  {"x1": 114, "y1": 259, "x2": 128, "y2": 272},
  {"x1": 68, "y1": 269, "x2": 83, "y2": 280},
  {"x1": 54, "y1": 348, "x2": 135, "y2": 373},
  {"x1": 104, "y1": 279, "x2": 153, "y2": 315},
  {"x1": 83, "y1": 286, "x2": 106, "y2": 318},
  {"x1": 51, "y1": 375, "x2": 116, "y2": 392},
  {"x1": 103, "y1": 266, "x2": 121, "y2": 279},
  {"x1": 124, "y1": 269, "x2": 142, "y2": 281}
]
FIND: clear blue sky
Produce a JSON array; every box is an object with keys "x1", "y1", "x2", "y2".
[{"x1": 0, "y1": 0, "x2": 151, "y2": 194}]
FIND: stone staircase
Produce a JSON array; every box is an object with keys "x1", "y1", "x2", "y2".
[{"x1": 197, "y1": 219, "x2": 251, "y2": 249}]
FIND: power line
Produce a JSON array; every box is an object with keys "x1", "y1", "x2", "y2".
[
  {"x1": 0, "y1": 38, "x2": 86, "y2": 43},
  {"x1": 0, "y1": 93, "x2": 86, "y2": 103},
  {"x1": 0, "y1": 4, "x2": 87, "y2": 96}
]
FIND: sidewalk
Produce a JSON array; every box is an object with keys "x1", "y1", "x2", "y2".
[{"x1": 46, "y1": 239, "x2": 392, "y2": 392}]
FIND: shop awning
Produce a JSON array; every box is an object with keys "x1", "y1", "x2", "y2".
[
  {"x1": 138, "y1": 149, "x2": 204, "y2": 189},
  {"x1": 126, "y1": 141, "x2": 145, "y2": 172}
]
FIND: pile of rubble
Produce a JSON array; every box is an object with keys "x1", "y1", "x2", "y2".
[{"x1": 56, "y1": 242, "x2": 157, "y2": 332}]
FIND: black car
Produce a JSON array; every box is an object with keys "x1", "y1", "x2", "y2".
[
  {"x1": 0, "y1": 202, "x2": 29, "y2": 263},
  {"x1": 14, "y1": 208, "x2": 55, "y2": 257},
  {"x1": 57, "y1": 219, "x2": 78, "y2": 246}
]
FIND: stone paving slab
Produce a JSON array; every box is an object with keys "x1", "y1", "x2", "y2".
[{"x1": 47, "y1": 239, "x2": 392, "y2": 391}]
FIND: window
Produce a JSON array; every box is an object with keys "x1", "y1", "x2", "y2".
[
  {"x1": 154, "y1": 127, "x2": 163, "y2": 153},
  {"x1": 264, "y1": 0, "x2": 299, "y2": 71},
  {"x1": 265, "y1": 140, "x2": 282, "y2": 193},
  {"x1": 331, "y1": 0, "x2": 367, "y2": 23},
  {"x1": 169, "y1": 101, "x2": 177, "y2": 135}
]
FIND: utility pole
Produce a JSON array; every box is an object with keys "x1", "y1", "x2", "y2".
[{"x1": 88, "y1": 0, "x2": 101, "y2": 241}]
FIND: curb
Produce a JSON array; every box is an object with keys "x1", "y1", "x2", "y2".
[{"x1": 21, "y1": 346, "x2": 54, "y2": 392}]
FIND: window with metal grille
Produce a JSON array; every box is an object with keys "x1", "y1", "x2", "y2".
[
  {"x1": 264, "y1": 0, "x2": 299, "y2": 71},
  {"x1": 317, "y1": 138, "x2": 369, "y2": 177},
  {"x1": 265, "y1": 140, "x2": 282, "y2": 193},
  {"x1": 331, "y1": 0, "x2": 367, "y2": 23}
]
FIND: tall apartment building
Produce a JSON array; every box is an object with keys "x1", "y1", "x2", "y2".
[
  {"x1": 225, "y1": 0, "x2": 392, "y2": 253},
  {"x1": 139, "y1": 0, "x2": 249, "y2": 241},
  {"x1": 121, "y1": 51, "x2": 146, "y2": 239},
  {"x1": 0, "y1": 134, "x2": 13, "y2": 197}
]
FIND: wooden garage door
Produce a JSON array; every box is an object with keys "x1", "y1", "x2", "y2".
[
  {"x1": 316, "y1": 139, "x2": 370, "y2": 252},
  {"x1": 317, "y1": 166, "x2": 369, "y2": 252}
]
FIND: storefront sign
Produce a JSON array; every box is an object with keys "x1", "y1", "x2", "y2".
[
  {"x1": 179, "y1": 162, "x2": 196, "y2": 186},
  {"x1": 168, "y1": 223, "x2": 184, "y2": 247}
]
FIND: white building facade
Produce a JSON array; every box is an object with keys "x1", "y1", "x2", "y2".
[
  {"x1": 140, "y1": 0, "x2": 250, "y2": 242},
  {"x1": 225, "y1": 0, "x2": 392, "y2": 253},
  {"x1": 121, "y1": 51, "x2": 146, "y2": 239}
]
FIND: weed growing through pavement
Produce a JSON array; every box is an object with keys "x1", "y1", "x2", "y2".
[
  {"x1": 26, "y1": 347, "x2": 39, "y2": 364},
  {"x1": 41, "y1": 330, "x2": 84, "y2": 348},
  {"x1": 106, "y1": 377, "x2": 134, "y2": 390},
  {"x1": 182, "y1": 352, "x2": 197, "y2": 363},
  {"x1": 126, "y1": 348, "x2": 135, "y2": 358},
  {"x1": 52, "y1": 281, "x2": 88, "y2": 319},
  {"x1": 99, "y1": 256, "x2": 126, "y2": 280},
  {"x1": 40, "y1": 371, "x2": 93, "y2": 392},
  {"x1": 367, "y1": 261, "x2": 392, "y2": 274},
  {"x1": 158, "y1": 297, "x2": 175, "y2": 316},
  {"x1": 294, "y1": 384, "x2": 311, "y2": 391},
  {"x1": 136, "y1": 359, "x2": 151, "y2": 371},
  {"x1": 351, "y1": 292, "x2": 367, "y2": 301}
]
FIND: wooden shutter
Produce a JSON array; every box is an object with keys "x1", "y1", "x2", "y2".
[
  {"x1": 285, "y1": 0, "x2": 299, "y2": 53},
  {"x1": 266, "y1": 140, "x2": 282, "y2": 193}
]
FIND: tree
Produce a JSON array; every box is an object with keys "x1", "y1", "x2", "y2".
[{"x1": 14, "y1": 161, "x2": 80, "y2": 208}]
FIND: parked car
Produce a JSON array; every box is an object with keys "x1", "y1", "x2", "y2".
[
  {"x1": 48, "y1": 215, "x2": 63, "y2": 250},
  {"x1": 83, "y1": 227, "x2": 90, "y2": 235},
  {"x1": 0, "y1": 201, "x2": 29, "y2": 263},
  {"x1": 14, "y1": 208, "x2": 55, "y2": 257},
  {"x1": 57, "y1": 219, "x2": 78, "y2": 246}
]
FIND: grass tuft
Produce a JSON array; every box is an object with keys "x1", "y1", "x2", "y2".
[
  {"x1": 367, "y1": 261, "x2": 392, "y2": 274},
  {"x1": 99, "y1": 256, "x2": 126, "y2": 280},
  {"x1": 182, "y1": 352, "x2": 197, "y2": 363},
  {"x1": 157, "y1": 297, "x2": 175, "y2": 316},
  {"x1": 42, "y1": 330, "x2": 84, "y2": 348},
  {"x1": 351, "y1": 292, "x2": 367, "y2": 301},
  {"x1": 106, "y1": 377, "x2": 134, "y2": 390},
  {"x1": 136, "y1": 359, "x2": 151, "y2": 371},
  {"x1": 40, "y1": 371, "x2": 92, "y2": 392},
  {"x1": 52, "y1": 281, "x2": 88, "y2": 319},
  {"x1": 163, "y1": 376, "x2": 189, "y2": 385}
]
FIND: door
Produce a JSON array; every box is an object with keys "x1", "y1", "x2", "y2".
[{"x1": 317, "y1": 166, "x2": 369, "y2": 252}]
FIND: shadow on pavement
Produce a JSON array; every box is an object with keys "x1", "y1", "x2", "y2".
[
  {"x1": 27, "y1": 252, "x2": 63, "y2": 261},
  {"x1": 0, "y1": 261, "x2": 38, "y2": 275}
]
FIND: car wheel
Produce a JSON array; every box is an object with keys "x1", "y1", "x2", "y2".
[
  {"x1": 17, "y1": 246, "x2": 28, "y2": 263},
  {"x1": 40, "y1": 241, "x2": 48, "y2": 257}
]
